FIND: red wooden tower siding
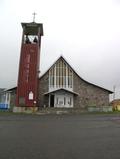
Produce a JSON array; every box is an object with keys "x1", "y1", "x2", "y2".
[{"x1": 16, "y1": 22, "x2": 43, "y2": 107}]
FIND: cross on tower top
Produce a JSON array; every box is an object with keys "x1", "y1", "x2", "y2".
[{"x1": 32, "y1": 12, "x2": 37, "y2": 22}]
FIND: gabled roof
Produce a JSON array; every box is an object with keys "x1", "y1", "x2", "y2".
[
  {"x1": 40, "y1": 55, "x2": 113, "y2": 94},
  {"x1": 1, "y1": 86, "x2": 17, "y2": 93},
  {"x1": 0, "y1": 88, "x2": 5, "y2": 93},
  {"x1": 44, "y1": 88, "x2": 79, "y2": 96}
]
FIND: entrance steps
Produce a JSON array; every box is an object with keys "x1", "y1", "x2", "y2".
[
  {"x1": 36, "y1": 107, "x2": 87, "y2": 115},
  {"x1": 13, "y1": 107, "x2": 87, "y2": 114}
]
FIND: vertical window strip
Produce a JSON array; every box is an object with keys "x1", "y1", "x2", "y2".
[
  {"x1": 62, "y1": 60, "x2": 63, "y2": 86},
  {"x1": 68, "y1": 67, "x2": 70, "y2": 87},
  {"x1": 49, "y1": 59, "x2": 73, "y2": 89},
  {"x1": 56, "y1": 62, "x2": 59, "y2": 87},
  {"x1": 59, "y1": 61, "x2": 60, "y2": 87},
  {"x1": 59, "y1": 60, "x2": 62, "y2": 87},
  {"x1": 54, "y1": 64, "x2": 56, "y2": 88},
  {"x1": 63, "y1": 62, "x2": 66, "y2": 87},
  {"x1": 53, "y1": 67, "x2": 54, "y2": 87}
]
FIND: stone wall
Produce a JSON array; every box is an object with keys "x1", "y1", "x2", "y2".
[
  {"x1": 38, "y1": 72, "x2": 49, "y2": 107},
  {"x1": 73, "y1": 72, "x2": 110, "y2": 108},
  {"x1": 38, "y1": 69, "x2": 111, "y2": 108}
]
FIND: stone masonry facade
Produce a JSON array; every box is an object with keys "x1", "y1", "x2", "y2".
[
  {"x1": 38, "y1": 72, "x2": 49, "y2": 107},
  {"x1": 73, "y1": 72, "x2": 110, "y2": 108},
  {"x1": 38, "y1": 69, "x2": 110, "y2": 108}
]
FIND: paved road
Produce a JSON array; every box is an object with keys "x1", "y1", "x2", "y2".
[{"x1": 0, "y1": 113, "x2": 120, "y2": 159}]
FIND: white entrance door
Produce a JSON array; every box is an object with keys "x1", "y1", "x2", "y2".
[
  {"x1": 55, "y1": 94, "x2": 73, "y2": 108},
  {"x1": 55, "y1": 95, "x2": 64, "y2": 107}
]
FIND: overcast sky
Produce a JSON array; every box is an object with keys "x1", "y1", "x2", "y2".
[{"x1": 0, "y1": 0, "x2": 120, "y2": 99}]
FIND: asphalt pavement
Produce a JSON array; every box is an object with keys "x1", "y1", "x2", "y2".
[{"x1": 0, "y1": 113, "x2": 120, "y2": 159}]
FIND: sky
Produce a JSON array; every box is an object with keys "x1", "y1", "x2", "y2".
[{"x1": 0, "y1": 0, "x2": 120, "y2": 99}]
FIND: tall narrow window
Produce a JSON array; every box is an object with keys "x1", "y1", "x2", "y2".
[
  {"x1": 59, "y1": 60, "x2": 63, "y2": 86},
  {"x1": 68, "y1": 68, "x2": 72, "y2": 88},
  {"x1": 56, "y1": 62, "x2": 59, "y2": 87}
]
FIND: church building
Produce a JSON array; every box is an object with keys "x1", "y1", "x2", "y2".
[
  {"x1": 0, "y1": 55, "x2": 113, "y2": 110},
  {"x1": 38, "y1": 56, "x2": 112, "y2": 108},
  {"x1": 0, "y1": 18, "x2": 113, "y2": 111}
]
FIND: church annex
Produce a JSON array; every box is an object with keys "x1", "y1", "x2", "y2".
[{"x1": 38, "y1": 56, "x2": 112, "y2": 108}]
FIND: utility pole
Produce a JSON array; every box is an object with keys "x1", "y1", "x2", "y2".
[{"x1": 113, "y1": 85, "x2": 116, "y2": 100}]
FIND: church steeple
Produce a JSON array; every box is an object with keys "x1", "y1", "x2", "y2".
[{"x1": 16, "y1": 18, "x2": 43, "y2": 107}]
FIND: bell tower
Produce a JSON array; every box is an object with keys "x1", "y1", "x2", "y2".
[{"x1": 16, "y1": 16, "x2": 43, "y2": 107}]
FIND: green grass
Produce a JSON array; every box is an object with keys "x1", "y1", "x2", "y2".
[{"x1": 0, "y1": 108, "x2": 120, "y2": 116}]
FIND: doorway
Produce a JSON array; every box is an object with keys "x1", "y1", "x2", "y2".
[{"x1": 50, "y1": 95, "x2": 54, "y2": 107}]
